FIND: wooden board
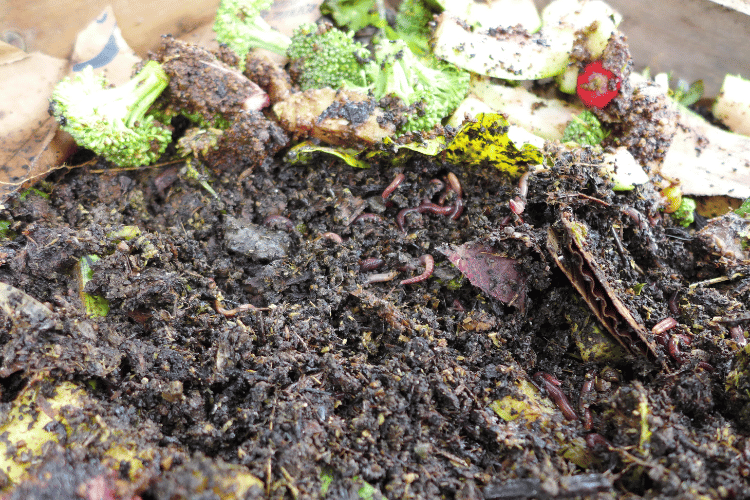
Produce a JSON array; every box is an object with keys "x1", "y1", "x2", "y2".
[{"x1": 0, "y1": 0, "x2": 220, "y2": 59}]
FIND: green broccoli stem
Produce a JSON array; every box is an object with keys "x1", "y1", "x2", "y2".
[
  {"x1": 246, "y1": 18, "x2": 291, "y2": 55},
  {"x1": 116, "y1": 61, "x2": 170, "y2": 127}
]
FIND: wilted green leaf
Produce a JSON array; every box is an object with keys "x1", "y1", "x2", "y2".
[{"x1": 285, "y1": 141, "x2": 370, "y2": 169}]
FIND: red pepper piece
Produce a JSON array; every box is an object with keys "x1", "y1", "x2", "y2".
[{"x1": 577, "y1": 60, "x2": 621, "y2": 108}]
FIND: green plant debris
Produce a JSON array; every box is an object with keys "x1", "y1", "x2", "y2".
[
  {"x1": 0, "y1": 380, "x2": 154, "y2": 485},
  {"x1": 77, "y1": 255, "x2": 110, "y2": 318},
  {"x1": 0, "y1": 220, "x2": 12, "y2": 239},
  {"x1": 183, "y1": 159, "x2": 219, "y2": 199},
  {"x1": 378, "y1": 136, "x2": 447, "y2": 157},
  {"x1": 287, "y1": 22, "x2": 371, "y2": 91},
  {"x1": 107, "y1": 226, "x2": 159, "y2": 263},
  {"x1": 672, "y1": 79, "x2": 704, "y2": 107},
  {"x1": 571, "y1": 317, "x2": 627, "y2": 363},
  {"x1": 320, "y1": 469, "x2": 333, "y2": 495},
  {"x1": 561, "y1": 436, "x2": 598, "y2": 469},
  {"x1": 49, "y1": 62, "x2": 171, "y2": 168},
  {"x1": 444, "y1": 113, "x2": 543, "y2": 178},
  {"x1": 671, "y1": 197, "x2": 696, "y2": 227},
  {"x1": 638, "y1": 395, "x2": 652, "y2": 451},
  {"x1": 19, "y1": 187, "x2": 50, "y2": 201},
  {"x1": 735, "y1": 197, "x2": 750, "y2": 218},
  {"x1": 489, "y1": 379, "x2": 556, "y2": 422},
  {"x1": 561, "y1": 110, "x2": 608, "y2": 146},
  {"x1": 568, "y1": 220, "x2": 589, "y2": 248},
  {"x1": 356, "y1": 478, "x2": 376, "y2": 500},
  {"x1": 320, "y1": 0, "x2": 385, "y2": 33},
  {"x1": 285, "y1": 141, "x2": 370, "y2": 169}
]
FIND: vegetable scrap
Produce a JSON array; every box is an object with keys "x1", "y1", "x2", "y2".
[{"x1": 576, "y1": 60, "x2": 621, "y2": 108}]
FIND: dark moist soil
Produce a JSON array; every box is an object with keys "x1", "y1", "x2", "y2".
[{"x1": 1, "y1": 142, "x2": 750, "y2": 500}]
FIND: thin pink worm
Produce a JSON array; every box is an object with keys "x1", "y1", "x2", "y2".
[
  {"x1": 400, "y1": 254, "x2": 435, "y2": 285},
  {"x1": 382, "y1": 173, "x2": 406, "y2": 200},
  {"x1": 364, "y1": 270, "x2": 399, "y2": 285},
  {"x1": 730, "y1": 325, "x2": 747, "y2": 347},
  {"x1": 320, "y1": 232, "x2": 343, "y2": 244},
  {"x1": 262, "y1": 215, "x2": 294, "y2": 232},
  {"x1": 652, "y1": 317, "x2": 678, "y2": 335},
  {"x1": 534, "y1": 372, "x2": 578, "y2": 421},
  {"x1": 353, "y1": 213, "x2": 384, "y2": 224}
]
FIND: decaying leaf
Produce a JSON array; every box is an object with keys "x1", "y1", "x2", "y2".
[
  {"x1": 443, "y1": 113, "x2": 544, "y2": 179},
  {"x1": 440, "y1": 242, "x2": 527, "y2": 311},
  {"x1": 285, "y1": 140, "x2": 370, "y2": 169},
  {"x1": 546, "y1": 210, "x2": 665, "y2": 367}
]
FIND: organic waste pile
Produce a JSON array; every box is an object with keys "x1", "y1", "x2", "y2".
[{"x1": 1, "y1": 0, "x2": 750, "y2": 499}]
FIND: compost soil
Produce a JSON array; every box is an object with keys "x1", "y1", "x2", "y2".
[{"x1": 1, "y1": 133, "x2": 750, "y2": 500}]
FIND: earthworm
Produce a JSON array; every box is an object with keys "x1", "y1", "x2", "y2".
[
  {"x1": 359, "y1": 258, "x2": 385, "y2": 272},
  {"x1": 508, "y1": 171, "x2": 531, "y2": 215},
  {"x1": 509, "y1": 198, "x2": 525, "y2": 215},
  {"x1": 215, "y1": 299, "x2": 269, "y2": 317},
  {"x1": 579, "y1": 376, "x2": 595, "y2": 431},
  {"x1": 397, "y1": 201, "x2": 462, "y2": 232},
  {"x1": 353, "y1": 213, "x2": 384, "y2": 224},
  {"x1": 320, "y1": 232, "x2": 343, "y2": 244},
  {"x1": 697, "y1": 361, "x2": 715, "y2": 372},
  {"x1": 620, "y1": 207, "x2": 647, "y2": 230},
  {"x1": 534, "y1": 372, "x2": 578, "y2": 421},
  {"x1": 396, "y1": 207, "x2": 421, "y2": 232},
  {"x1": 446, "y1": 172, "x2": 462, "y2": 198},
  {"x1": 517, "y1": 171, "x2": 530, "y2": 198},
  {"x1": 364, "y1": 270, "x2": 399, "y2": 285},
  {"x1": 382, "y1": 173, "x2": 405, "y2": 200},
  {"x1": 262, "y1": 215, "x2": 294, "y2": 232},
  {"x1": 667, "y1": 334, "x2": 692, "y2": 364},
  {"x1": 418, "y1": 201, "x2": 454, "y2": 217},
  {"x1": 400, "y1": 254, "x2": 435, "y2": 285},
  {"x1": 446, "y1": 173, "x2": 464, "y2": 220},
  {"x1": 730, "y1": 325, "x2": 747, "y2": 347},
  {"x1": 449, "y1": 197, "x2": 464, "y2": 220},
  {"x1": 668, "y1": 291, "x2": 680, "y2": 316},
  {"x1": 652, "y1": 317, "x2": 678, "y2": 335},
  {"x1": 586, "y1": 433, "x2": 612, "y2": 450}
]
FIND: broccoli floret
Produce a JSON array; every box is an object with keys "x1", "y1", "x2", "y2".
[
  {"x1": 320, "y1": 0, "x2": 383, "y2": 33},
  {"x1": 369, "y1": 39, "x2": 469, "y2": 134},
  {"x1": 49, "y1": 61, "x2": 171, "y2": 168},
  {"x1": 562, "y1": 110, "x2": 608, "y2": 146},
  {"x1": 672, "y1": 197, "x2": 696, "y2": 227},
  {"x1": 394, "y1": 0, "x2": 434, "y2": 55},
  {"x1": 286, "y1": 22, "x2": 371, "y2": 91},
  {"x1": 213, "y1": 0, "x2": 291, "y2": 66}
]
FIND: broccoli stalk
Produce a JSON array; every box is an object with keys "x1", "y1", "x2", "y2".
[
  {"x1": 49, "y1": 61, "x2": 172, "y2": 168},
  {"x1": 368, "y1": 39, "x2": 469, "y2": 133},
  {"x1": 213, "y1": 0, "x2": 291, "y2": 67}
]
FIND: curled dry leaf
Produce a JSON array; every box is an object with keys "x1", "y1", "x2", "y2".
[{"x1": 440, "y1": 242, "x2": 527, "y2": 311}]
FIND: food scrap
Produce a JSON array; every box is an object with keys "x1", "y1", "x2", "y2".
[{"x1": 576, "y1": 60, "x2": 621, "y2": 108}]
